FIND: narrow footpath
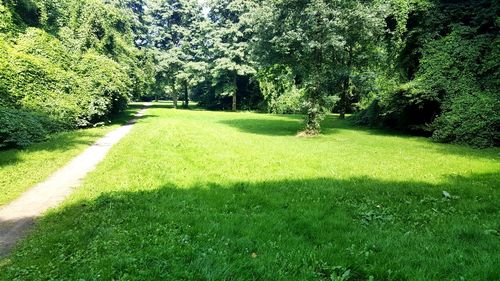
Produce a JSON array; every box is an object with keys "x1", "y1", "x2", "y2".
[{"x1": 0, "y1": 103, "x2": 152, "y2": 257}]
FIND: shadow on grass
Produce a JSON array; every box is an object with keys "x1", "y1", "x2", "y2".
[
  {"x1": 147, "y1": 100, "x2": 202, "y2": 111},
  {"x1": 219, "y1": 117, "x2": 304, "y2": 136},
  {"x1": 221, "y1": 114, "x2": 423, "y2": 139},
  {"x1": 219, "y1": 114, "x2": 500, "y2": 160},
  {"x1": 109, "y1": 104, "x2": 148, "y2": 125},
  {"x1": 0, "y1": 104, "x2": 154, "y2": 168},
  {"x1": 331, "y1": 117, "x2": 500, "y2": 159},
  {"x1": 219, "y1": 114, "x2": 402, "y2": 138},
  {"x1": 147, "y1": 101, "x2": 175, "y2": 110},
  {"x1": 2, "y1": 173, "x2": 498, "y2": 280}
]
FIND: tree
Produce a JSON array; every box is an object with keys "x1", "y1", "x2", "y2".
[
  {"x1": 208, "y1": 0, "x2": 256, "y2": 111},
  {"x1": 252, "y1": 0, "x2": 386, "y2": 133},
  {"x1": 355, "y1": 0, "x2": 500, "y2": 147},
  {"x1": 143, "y1": 0, "x2": 204, "y2": 106}
]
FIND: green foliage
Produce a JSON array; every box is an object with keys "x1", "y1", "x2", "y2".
[
  {"x1": 143, "y1": 0, "x2": 207, "y2": 107},
  {"x1": 15, "y1": 28, "x2": 72, "y2": 67},
  {"x1": 354, "y1": 80, "x2": 439, "y2": 134},
  {"x1": 417, "y1": 25, "x2": 500, "y2": 146},
  {"x1": 75, "y1": 51, "x2": 131, "y2": 123},
  {"x1": 270, "y1": 88, "x2": 304, "y2": 115},
  {"x1": 353, "y1": 99, "x2": 383, "y2": 128},
  {"x1": 1, "y1": 0, "x2": 499, "y2": 149},
  {"x1": 356, "y1": 0, "x2": 500, "y2": 147},
  {"x1": 0, "y1": 0, "x2": 153, "y2": 147},
  {"x1": 252, "y1": 0, "x2": 385, "y2": 132},
  {"x1": 432, "y1": 92, "x2": 500, "y2": 147},
  {"x1": 0, "y1": 32, "x2": 82, "y2": 127},
  {"x1": 0, "y1": 3, "x2": 15, "y2": 33},
  {"x1": 258, "y1": 66, "x2": 304, "y2": 114},
  {"x1": 207, "y1": 0, "x2": 257, "y2": 110},
  {"x1": 0, "y1": 107, "x2": 56, "y2": 148}
]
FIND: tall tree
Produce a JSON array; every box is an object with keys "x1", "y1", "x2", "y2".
[
  {"x1": 252, "y1": 0, "x2": 385, "y2": 132},
  {"x1": 143, "y1": 0, "x2": 204, "y2": 106},
  {"x1": 208, "y1": 0, "x2": 256, "y2": 111}
]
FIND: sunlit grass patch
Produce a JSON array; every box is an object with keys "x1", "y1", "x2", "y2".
[
  {"x1": 0, "y1": 103, "x2": 144, "y2": 206},
  {"x1": 1, "y1": 105, "x2": 499, "y2": 280}
]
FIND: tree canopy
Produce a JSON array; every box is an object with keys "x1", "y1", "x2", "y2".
[{"x1": 1, "y1": 0, "x2": 498, "y2": 147}]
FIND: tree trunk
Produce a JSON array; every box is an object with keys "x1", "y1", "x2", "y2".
[
  {"x1": 232, "y1": 74, "x2": 237, "y2": 111},
  {"x1": 304, "y1": 48, "x2": 323, "y2": 134},
  {"x1": 340, "y1": 46, "x2": 353, "y2": 119},
  {"x1": 171, "y1": 82, "x2": 178, "y2": 109},
  {"x1": 173, "y1": 95, "x2": 178, "y2": 109},
  {"x1": 339, "y1": 78, "x2": 348, "y2": 119},
  {"x1": 183, "y1": 82, "x2": 189, "y2": 109}
]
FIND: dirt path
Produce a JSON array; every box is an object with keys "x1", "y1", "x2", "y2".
[{"x1": 0, "y1": 103, "x2": 151, "y2": 257}]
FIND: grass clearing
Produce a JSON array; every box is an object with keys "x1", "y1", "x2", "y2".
[
  {"x1": 1, "y1": 102, "x2": 499, "y2": 280},
  {"x1": 0, "y1": 103, "x2": 144, "y2": 206}
]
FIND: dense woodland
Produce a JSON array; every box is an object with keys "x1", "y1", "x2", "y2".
[{"x1": 0, "y1": 0, "x2": 498, "y2": 147}]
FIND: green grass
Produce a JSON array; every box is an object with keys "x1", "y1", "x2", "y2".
[
  {"x1": 1, "y1": 102, "x2": 499, "y2": 280},
  {"x1": 0, "y1": 103, "x2": 144, "y2": 206}
]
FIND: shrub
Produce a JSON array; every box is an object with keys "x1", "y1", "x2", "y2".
[
  {"x1": 353, "y1": 98, "x2": 382, "y2": 127},
  {"x1": 419, "y1": 26, "x2": 499, "y2": 147},
  {"x1": 1, "y1": 31, "x2": 132, "y2": 129},
  {"x1": 272, "y1": 87, "x2": 305, "y2": 114},
  {"x1": 1, "y1": 37, "x2": 83, "y2": 128},
  {"x1": 259, "y1": 66, "x2": 306, "y2": 114},
  {"x1": 15, "y1": 28, "x2": 73, "y2": 68},
  {"x1": 0, "y1": 0, "x2": 150, "y2": 149},
  {"x1": 0, "y1": 107, "x2": 60, "y2": 148},
  {"x1": 75, "y1": 51, "x2": 131, "y2": 122},
  {"x1": 0, "y1": 3, "x2": 15, "y2": 33},
  {"x1": 431, "y1": 92, "x2": 500, "y2": 147},
  {"x1": 356, "y1": 9, "x2": 499, "y2": 147},
  {"x1": 354, "y1": 81, "x2": 439, "y2": 135}
]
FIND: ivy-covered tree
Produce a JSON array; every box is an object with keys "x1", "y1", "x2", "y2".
[
  {"x1": 0, "y1": 0, "x2": 153, "y2": 147},
  {"x1": 356, "y1": 0, "x2": 500, "y2": 147}
]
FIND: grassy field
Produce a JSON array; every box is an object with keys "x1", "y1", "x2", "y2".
[
  {"x1": 0, "y1": 104, "x2": 144, "y2": 206},
  {"x1": 1, "y1": 101, "x2": 499, "y2": 280}
]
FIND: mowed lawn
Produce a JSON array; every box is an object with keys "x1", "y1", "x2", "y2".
[
  {"x1": 0, "y1": 104, "x2": 144, "y2": 206},
  {"x1": 1, "y1": 102, "x2": 499, "y2": 280}
]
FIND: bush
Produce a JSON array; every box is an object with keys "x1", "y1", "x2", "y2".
[
  {"x1": 356, "y1": 7, "x2": 499, "y2": 147},
  {"x1": 354, "y1": 81, "x2": 439, "y2": 135},
  {"x1": 15, "y1": 28, "x2": 73, "y2": 68},
  {"x1": 75, "y1": 51, "x2": 131, "y2": 123},
  {"x1": 1, "y1": 31, "x2": 132, "y2": 129},
  {"x1": 0, "y1": 107, "x2": 60, "y2": 148},
  {"x1": 272, "y1": 87, "x2": 305, "y2": 114},
  {"x1": 0, "y1": 3, "x2": 15, "y2": 33},
  {"x1": 431, "y1": 92, "x2": 500, "y2": 147},
  {"x1": 259, "y1": 66, "x2": 305, "y2": 114},
  {"x1": 419, "y1": 26, "x2": 499, "y2": 147},
  {"x1": 0, "y1": 0, "x2": 152, "y2": 149},
  {"x1": 353, "y1": 98, "x2": 382, "y2": 127},
  {"x1": 1, "y1": 35, "x2": 83, "y2": 128}
]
